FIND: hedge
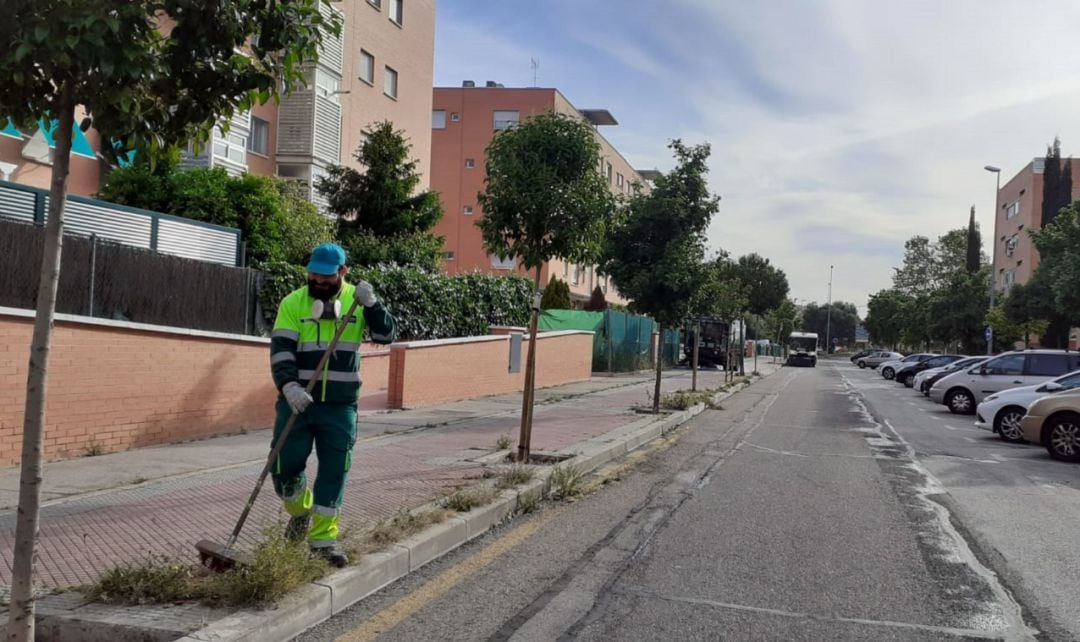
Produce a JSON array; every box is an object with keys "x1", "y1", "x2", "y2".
[{"x1": 255, "y1": 264, "x2": 534, "y2": 341}]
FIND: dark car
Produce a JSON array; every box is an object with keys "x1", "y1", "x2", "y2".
[
  {"x1": 919, "y1": 356, "x2": 988, "y2": 395},
  {"x1": 850, "y1": 349, "x2": 874, "y2": 363},
  {"x1": 895, "y1": 354, "x2": 966, "y2": 387}
]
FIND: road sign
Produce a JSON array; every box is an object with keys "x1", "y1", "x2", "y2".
[{"x1": 985, "y1": 326, "x2": 993, "y2": 342}]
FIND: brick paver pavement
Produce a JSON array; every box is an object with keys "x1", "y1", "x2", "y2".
[{"x1": 0, "y1": 366, "x2": 768, "y2": 589}]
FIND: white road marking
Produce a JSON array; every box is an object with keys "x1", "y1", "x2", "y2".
[
  {"x1": 963, "y1": 437, "x2": 978, "y2": 443},
  {"x1": 944, "y1": 425, "x2": 958, "y2": 431},
  {"x1": 991, "y1": 454, "x2": 1007, "y2": 462}
]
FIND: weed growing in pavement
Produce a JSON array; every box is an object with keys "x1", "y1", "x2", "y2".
[
  {"x1": 496, "y1": 464, "x2": 535, "y2": 489},
  {"x1": 495, "y1": 434, "x2": 513, "y2": 450},
  {"x1": 660, "y1": 389, "x2": 722, "y2": 411},
  {"x1": 86, "y1": 526, "x2": 329, "y2": 608},
  {"x1": 441, "y1": 487, "x2": 498, "y2": 512},
  {"x1": 82, "y1": 441, "x2": 106, "y2": 457},
  {"x1": 515, "y1": 491, "x2": 541, "y2": 515},
  {"x1": 549, "y1": 465, "x2": 585, "y2": 501},
  {"x1": 357, "y1": 508, "x2": 453, "y2": 555}
]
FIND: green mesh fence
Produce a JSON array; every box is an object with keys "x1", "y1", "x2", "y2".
[{"x1": 539, "y1": 309, "x2": 658, "y2": 372}]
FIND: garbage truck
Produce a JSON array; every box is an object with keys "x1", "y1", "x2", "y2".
[{"x1": 786, "y1": 331, "x2": 818, "y2": 367}]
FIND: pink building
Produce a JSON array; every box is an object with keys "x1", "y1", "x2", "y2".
[{"x1": 431, "y1": 84, "x2": 648, "y2": 307}]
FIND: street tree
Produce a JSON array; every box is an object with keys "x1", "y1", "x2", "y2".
[
  {"x1": 0, "y1": 1, "x2": 337, "y2": 638},
  {"x1": 927, "y1": 270, "x2": 990, "y2": 354},
  {"x1": 584, "y1": 285, "x2": 608, "y2": 311},
  {"x1": 864, "y1": 289, "x2": 909, "y2": 349},
  {"x1": 540, "y1": 276, "x2": 573, "y2": 310},
  {"x1": 720, "y1": 253, "x2": 789, "y2": 316},
  {"x1": 605, "y1": 140, "x2": 720, "y2": 412},
  {"x1": 477, "y1": 111, "x2": 616, "y2": 460},
  {"x1": 965, "y1": 206, "x2": 981, "y2": 274},
  {"x1": 801, "y1": 301, "x2": 859, "y2": 349},
  {"x1": 692, "y1": 259, "x2": 748, "y2": 385},
  {"x1": 1031, "y1": 202, "x2": 1080, "y2": 344},
  {"x1": 317, "y1": 121, "x2": 444, "y2": 269},
  {"x1": 764, "y1": 298, "x2": 799, "y2": 355}
]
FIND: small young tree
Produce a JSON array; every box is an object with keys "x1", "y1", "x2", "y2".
[
  {"x1": 604, "y1": 141, "x2": 721, "y2": 412},
  {"x1": 477, "y1": 111, "x2": 616, "y2": 460},
  {"x1": 0, "y1": 2, "x2": 336, "y2": 637},
  {"x1": 540, "y1": 276, "x2": 573, "y2": 310},
  {"x1": 692, "y1": 261, "x2": 747, "y2": 387}
]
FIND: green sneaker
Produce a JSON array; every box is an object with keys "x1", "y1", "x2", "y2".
[{"x1": 284, "y1": 513, "x2": 311, "y2": 542}]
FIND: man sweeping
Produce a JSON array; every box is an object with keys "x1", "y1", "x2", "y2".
[{"x1": 269, "y1": 242, "x2": 395, "y2": 567}]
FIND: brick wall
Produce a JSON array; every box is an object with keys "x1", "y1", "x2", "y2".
[
  {"x1": 0, "y1": 309, "x2": 391, "y2": 466},
  {"x1": 387, "y1": 331, "x2": 594, "y2": 409}
]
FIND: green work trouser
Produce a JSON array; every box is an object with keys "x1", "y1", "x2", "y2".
[{"x1": 270, "y1": 398, "x2": 357, "y2": 547}]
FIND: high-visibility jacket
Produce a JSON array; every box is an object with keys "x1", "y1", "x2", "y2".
[{"x1": 270, "y1": 282, "x2": 395, "y2": 403}]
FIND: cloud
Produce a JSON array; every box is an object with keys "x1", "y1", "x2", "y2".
[{"x1": 435, "y1": 1, "x2": 1080, "y2": 314}]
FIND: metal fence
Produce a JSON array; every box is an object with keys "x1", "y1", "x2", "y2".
[
  {"x1": 0, "y1": 179, "x2": 241, "y2": 266},
  {"x1": 0, "y1": 218, "x2": 260, "y2": 335}
]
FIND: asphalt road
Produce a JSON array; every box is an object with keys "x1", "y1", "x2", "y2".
[{"x1": 298, "y1": 361, "x2": 1076, "y2": 641}]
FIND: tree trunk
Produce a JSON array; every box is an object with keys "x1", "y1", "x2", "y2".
[
  {"x1": 691, "y1": 324, "x2": 699, "y2": 392},
  {"x1": 8, "y1": 87, "x2": 75, "y2": 642},
  {"x1": 516, "y1": 268, "x2": 543, "y2": 462},
  {"x1": 652, "y1": 322, "x2": 660, "y2": 412}
]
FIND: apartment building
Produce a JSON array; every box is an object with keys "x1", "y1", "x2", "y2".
[
  {"x1": 0, "y1": 0, "x2": 435, "y2": 206},
  {"x1": 431, "y1": 84, "x2": 648, "y2": 306},
  {"x1": 992, "y1": 158, "x2": 1080, "y2": 292}
]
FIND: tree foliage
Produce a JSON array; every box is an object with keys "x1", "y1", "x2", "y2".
[
  {"x1": 604, "y1": 140, "x2": 720, "y2": 328},
  {"x1": 1041, "y1": 136, "x2": 1072, "y2": 228},
  {"x1": 584, "y1": 285, "x2": 607, "y2": 311},
  {"x1": 800, "y1": 301, "x2": 859, "y2": 348},
  {"x1": 1030, "y1": 202, "x2": 1080, "y2": 344},
  {"x1": 477, "y1": 112, "x2": 616, "y2": 274},
  {"x1": 965, "y1": 206, "x2": 981, "y2": 274},
  {"x1": 927, "y1": 270, "x2": 990, "y2": 353},
  {"x1": 317, "y1": 121, "x2": 442, "y2": 240},
  {"x1": 540, "y1": 276, "x2": 573, "y2": 310},
  {"x1": 864, "y1": 289, "x2": 909, "y2": 348},
  {"x1": 717, "y1": 253, "x2": 789, "y2": 316},
  {"x1": 764, "y1": 299, "x2": 799, "y2": 344}
]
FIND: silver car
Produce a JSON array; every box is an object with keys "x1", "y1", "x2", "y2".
[
  {"x1": 929, "y1": 350, "x2": 1080, "y2": 414},
  {"x1": 856, "y1": 351, "x2": 903, "y2": 369}
]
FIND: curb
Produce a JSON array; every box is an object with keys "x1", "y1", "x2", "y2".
[{"x1": 76, "y1": 369, "x2": 779, "y2": 642}]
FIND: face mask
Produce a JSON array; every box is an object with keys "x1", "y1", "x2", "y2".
[{"x1": 307, "y1": 277, "x2": 341, "y2": 301}]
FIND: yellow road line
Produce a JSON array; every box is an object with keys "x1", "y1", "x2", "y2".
[{"x1": 335, "y1": 513, "x2": 552, "y2": 642}]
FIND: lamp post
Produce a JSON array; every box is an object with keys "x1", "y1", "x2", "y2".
[
  {"x1": 825, "y1": 265, "x2": 834, "y2": 355},
  {"x1": 984, "y1": 165, "x2": 1001, "y2": 355}
]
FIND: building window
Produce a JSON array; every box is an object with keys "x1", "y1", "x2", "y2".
[
  {"x1": 315, "y1": 68, "x2": 340, "y2": 102},
  {"x1": 451, "y1": 112, "x2": 461, "y2": 122},
  {"x1": 384, "y1": 66, "x2": 398, "y2": 99},
  {"x1": 563, "y1": 262, "x2": 569, "y2": 277},
  {"x1": 247, "y1": 116, "x2": 269, "y2": 155},
  {"x1": 1005, "y1": 201, "x2": 1019, "y2": 219},
  {"x1": 444, "y1": 251, "x2": 455, "y2": 261},
  {"x1": 368, "y1": 0, "x2": 381, "y2": 8},
  {"x1": 463, "y1": 205, "x2": 473, "y2": 215},
  {"x1": 465, "y1": 158, "x2": 475, "y2": 169},
  {"x1": 572, "y1": 265, "x2": 581, "y2": 285},
  {"x1": 602, "y1": 276, "x2": 609, "y2": 294},
  {"x1": 389, "y1": 0, "x2": 403, "y2": 25},
  {"x1": 616, "y1": 173, "x2": 624, "y2": 188},
  {"x1": 606, "y1": 162, "x2": 613, "y2": 183},
  {"x1": 490, "y1": 254, "x2": 517, "y2": 270},
  {"x1": 493, "y1": 110, "x2": 520, "y2": 130},
  {"x1": 214, "y1": 132, "x2": 247, "y2": 165},
  {"x1": 1005, "y1": 234, "x2": 1018, "y2": 257},
  {"x1": 359, "y1": 50, "x2": 375, "y2": 85},
  {"x1": 432, "y1": 110, "x2": 447, "y2": 129},
  {"x1": 1004, "y1": 269, "x2": 1017, "y2": 289}
]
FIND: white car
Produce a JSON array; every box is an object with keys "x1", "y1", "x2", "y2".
[
  {"x1": 880, "y1": 353, "x2": 936, "y2": 381},
  {"x1": 914, "y1": 357, "x2": 988, "y2": 394},
  {"x1": 975, "y1": 370, "x2": 1080, "y2": 442},
  {"x1": 930, "y1": 350, "x2": 1080, "y2": 414}
]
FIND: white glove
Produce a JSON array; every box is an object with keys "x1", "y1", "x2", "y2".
[
  {"x1": 282, "y1": 381, "x2": 313, "y2": 414},
  {"x1": 357, "y1": 281, "x2": 377, "y2": 307}
]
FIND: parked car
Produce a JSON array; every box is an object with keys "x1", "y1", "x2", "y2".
[
  {"x1": 975, "y1": 370, "x2": 1080, "y2": 442},
  {"x1": 880, "y1": 353, "x2": 936, "y2": 381},
  {"x1": 895, "y1": 354, "x2": 966, "y2": 387},
  {"x1": 856, "y1": 351, "x2": 902, "y2": 369},
  {"x1": 1021, "y1": 388, "x2": 1080, "y2": 462},
  {"x1": 916, "y1": 357, "x2": 988, "y2": 395},
  {"x1": 930, "y1": 350, "x2": 1080, "y2": 415},
  {"x1": 850, "y1": 349, "x2": 874, "y2": 363}
]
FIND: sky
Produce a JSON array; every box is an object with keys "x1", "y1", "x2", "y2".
[{"x1": 434, "y1": 0, "x2": 1080, "y2": 315}]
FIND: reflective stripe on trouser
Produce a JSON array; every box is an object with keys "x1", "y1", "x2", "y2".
[
  {"x1": 309, "y1": 506, "x2": 340, "y2": 546},
  {"x1": 270, "y1": 398, "x2": 357, "y2": 540}
]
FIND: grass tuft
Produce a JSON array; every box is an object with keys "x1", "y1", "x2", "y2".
[
  {"x1": 356, "y1": 508, "x2": 453, "y2": 555},
  {"x1": 549, "y1": 465, "x2": 585, "y2": 501},
  {"x1": 441, "y1": 487, "x2": 498, "y2": 513},
  {"x1": 495, "y1": 434, "x2": 513, "y2": 450},
  {"x1": 496, "y1": 464, "x2": 535, "y2": 489}
]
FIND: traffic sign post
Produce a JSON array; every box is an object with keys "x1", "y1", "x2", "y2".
[{"x1": 985, "y1": 326, "x2": 993, "y2": 355}]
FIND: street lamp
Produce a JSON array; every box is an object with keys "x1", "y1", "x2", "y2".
[
  {"x1": 984, "y1": 165, "x2": 1001, "y2": 355},
  {"x1": 825, "y1": 265, "x2": 834, "y2": 354}
]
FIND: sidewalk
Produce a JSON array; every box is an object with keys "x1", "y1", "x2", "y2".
[{"x1": 0, "y1": 359, "x2": 783, "y2": 615}]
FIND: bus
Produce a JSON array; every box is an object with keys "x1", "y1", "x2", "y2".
[{"x1": 787, "y1": 332, "x2": 819, "y2": 367}]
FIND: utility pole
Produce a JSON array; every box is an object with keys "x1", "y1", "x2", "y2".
[
  {"x1": 984, "y1": 165, "x2": 1001, "y2": 355},
  {"x1": 825, "y1": 265, "x2": 834, "y2": 355}
]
